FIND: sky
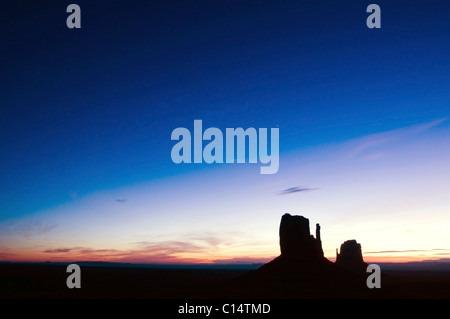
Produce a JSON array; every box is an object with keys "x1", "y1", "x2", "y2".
[{"x1": 1, "y1": 0, "x2": 449, "y2": 264}]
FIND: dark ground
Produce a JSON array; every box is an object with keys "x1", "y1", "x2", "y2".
[{"x1": 1, "y1": 263, "x2": 450, "y2": 299}]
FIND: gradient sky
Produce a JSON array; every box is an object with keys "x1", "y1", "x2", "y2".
[{"x1": 1, "y1": 0, "x2": 449, "y2": 264}]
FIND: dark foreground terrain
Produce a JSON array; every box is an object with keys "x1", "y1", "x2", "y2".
[{"x1": 1, "y1": 263, "x2": 450, "y2": 299}]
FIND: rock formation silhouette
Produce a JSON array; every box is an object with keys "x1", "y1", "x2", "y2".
[
  {"x1": 213, "y1": 213, "x2": 375, "y2": 298},
  {"x1": 279, "y1": 213, "x2": 324, "y2": 260},
  {"x1": 335, "y1": 239, "x2": 368, "y2": 275}
]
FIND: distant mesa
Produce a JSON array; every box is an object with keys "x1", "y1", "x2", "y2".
[
  {"x1": 216, "y1": 213, "x2": 372, "y2": 298},
  {"x1": 279, "y1": 213, "x2": 324, "y2": 261},
  {"x1": 277, "y1": 213, "x2": 367, "y2": 276},
  {"x1": 335, "y1": 239, "x2": 368, "y2": 275}
]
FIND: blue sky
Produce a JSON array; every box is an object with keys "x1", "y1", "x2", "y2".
[{"x1": 1, "y1": 0, "x2": 449, "y2": 263}]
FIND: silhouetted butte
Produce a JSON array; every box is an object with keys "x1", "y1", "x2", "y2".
[
  {"x1": 214, "y1": 213, "x2": 372, "y2": 298},
  {"x1": 335, "y1": 239, "x2": 368, "y2": 275}
]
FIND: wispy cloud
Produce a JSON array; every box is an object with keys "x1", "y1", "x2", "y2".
[
  {"x1": 345, "y1": 118, "x2": 447, "y2": 160},
  {"x1": 130, "y1": 233, "x2": 237, "y2": 249},
  {"x1": 0, "y1": 249, "x2": 15, "y2": 259},
  {"x1": 365, "y1": 248, "x2": 450, "y2": 254},
  {"x1": 129, "y1": 239, "x2": 217, "y2": 255},
  {"x1": 212, "y1": 256, "x2": 272, "y2": 264},
  {"x1": 68, "y1": 191, "x2": 78, "y2": 199},
  {"x1": 79, "y1": 248, "x2": 119, "y2": 254},
  {"x1": 115, "y1": 199, "x2": 127, "y2": 203},
  {"x1": 278, "y1": 186, "x2": 319, "y2": 195},
  {"x1": 41, "y1": 239, "x2": 222, "y2": 263},
  {"x1": 14, "y1": 220, "x2": 58, "y2": 238},
  {"x1": 37, "y1": 231, "x2": 260, "y2": 264},
  {"x1": 44, "y1": 248, "x2": 72, "y2": 253},
  {"x1": 140, "y1": 241, "x2": 207, "y2": 254}
]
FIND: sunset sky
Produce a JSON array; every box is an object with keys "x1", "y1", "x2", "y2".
[{"x1": 1, "y1": 1, "x2": 449, "y2": 264}]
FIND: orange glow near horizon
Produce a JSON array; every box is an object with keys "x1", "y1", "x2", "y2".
[
  {"x1": 1, "y1": 120, "x2": 449, "y2": 268},
  {"x1": 2, "y1": 246, "x2": 444, "y2": 265}
]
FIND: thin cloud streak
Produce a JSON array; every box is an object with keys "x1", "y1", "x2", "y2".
[
  {"x1": 278, "y1": 187, "x2": 319, "y2": 195},
  {"x1": 345, "y1": 118, "x2": 447, "y2": 159},
  {"x1": 13, "y1": 221, "x2": 58, "y2": 238},
  {"x1": 365, "y1": 249, "x2": 450, "y2": 254},
  {"x1": 44, "y1": 248, "x2": 72, "y2": 253},
  {"x1": 39, "y1": 239, "x2": 226, "y2": 263}
]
